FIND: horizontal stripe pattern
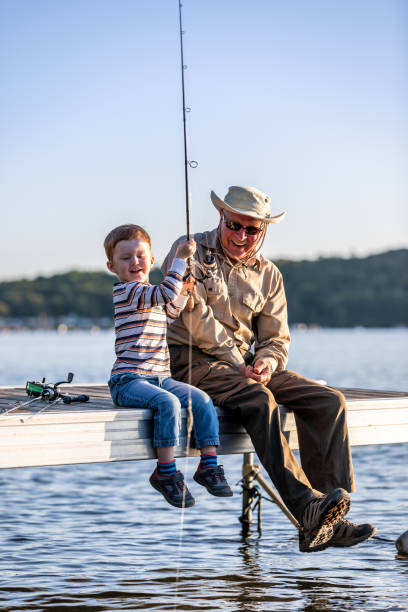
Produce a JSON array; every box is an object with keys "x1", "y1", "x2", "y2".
[{"x1": 111, "y1": 258, "x2": 186, "y2": 378}]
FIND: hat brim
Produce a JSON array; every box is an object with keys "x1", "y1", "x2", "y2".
[{"x1": 210, "y1": 191, "x2": 286, "y2": 224}]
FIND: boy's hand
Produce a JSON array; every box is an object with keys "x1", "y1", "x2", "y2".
[
  {"x1": 175, "y1": 238, "x2": 196, "y2": 261},
  {"x1": 181, "y1": 277, "x2": 195, "y2": 296}
]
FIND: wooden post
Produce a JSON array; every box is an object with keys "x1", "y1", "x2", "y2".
[{"x1": 241, "y1": 452, "x2": 254, "y2": 531}]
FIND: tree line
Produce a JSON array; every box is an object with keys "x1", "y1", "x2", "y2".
[{"x1": 0, "y1": 249, "x2": 406, "y2": 327}]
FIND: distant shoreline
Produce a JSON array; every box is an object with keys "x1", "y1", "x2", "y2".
[
  {"x1": 1, "y1": 323, "x2": 406, "y2": 334},
  {"x1": 0, "y1": 248, "x2": 407, "y2": 328}
]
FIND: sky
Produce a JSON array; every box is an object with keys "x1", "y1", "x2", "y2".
[{"x1": 1, "y1": 0, "x2": 407, "y2": 280}]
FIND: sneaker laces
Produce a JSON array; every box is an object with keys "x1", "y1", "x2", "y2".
[
  {"x1": 211, "y1": 466, "x2": 226, "y2": 482},
  {"x1": 174, "y1": 474, "x2": 186, "y2": 493},
  {"x1": 157, "y1": 470, "x2": 185, "y2": 493},
  {"x1": 302, "y1": 496, "x2": 324, "y2": 531},
  {"x1": 338, "y1": 518, "x2": 354, "y2": 527},
  {"x1": 333, "y1": 518, "x2": 356, "y2": 535}
]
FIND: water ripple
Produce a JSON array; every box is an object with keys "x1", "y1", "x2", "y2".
[{"x1": 0, "y1": 447, "x2": 407, "y2": 610}]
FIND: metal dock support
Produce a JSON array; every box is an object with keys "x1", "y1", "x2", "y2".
[{"x1": 240, "y1": 451, "x2": 300, "y2": 533}]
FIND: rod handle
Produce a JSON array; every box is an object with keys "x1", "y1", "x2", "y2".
[{"x1": 62, "y1": 394, "x2": 89, "y2": 404}]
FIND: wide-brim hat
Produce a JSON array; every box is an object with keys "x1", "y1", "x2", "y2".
[{"x1": 210, "y1": 185, "x2": 286, "y2": 224}]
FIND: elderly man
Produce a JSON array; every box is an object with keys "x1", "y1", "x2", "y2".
[{"x1": 162, "y1": 185, "x2": 376, "y2": 552}]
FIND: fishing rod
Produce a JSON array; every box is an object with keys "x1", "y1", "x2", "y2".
[
  {"x1": 178, "y1": 1, "x2": 196, "y2": 318},
  {"x1": 177, "y1": 1, "x2": 195, "y2": 464},
  {"x1": 1, "y1": 372, "x2": 89, "y2": 417},
  {"x1": 178, "y1": 1, "x2": 196, "y2": 241}
]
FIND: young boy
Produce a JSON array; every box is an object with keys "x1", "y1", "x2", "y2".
[{"x1": 104, "y1": 224, "x2": 233, "y2": 508}]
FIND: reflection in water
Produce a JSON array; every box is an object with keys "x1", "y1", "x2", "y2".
[{"x1": 237, "y1": 538, "x2": 266, "y2": 611}]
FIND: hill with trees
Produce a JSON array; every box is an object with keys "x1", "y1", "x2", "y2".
[
  {"x1": 277, "y1": 249, "x2": 407, "y2": 327},
  {"x1": 0, "y1": 250, "x2": 406, "y2": 328}
]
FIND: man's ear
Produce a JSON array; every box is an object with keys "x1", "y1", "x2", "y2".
[
  {"x1": 106, "y1": 260, "x2": 115, "y2": 274},
  {"x1": 150, "y1": 254, "x2": 155, "y2": 266}
]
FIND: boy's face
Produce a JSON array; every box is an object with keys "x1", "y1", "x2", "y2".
[{"x1": 107, "y1": 238, "x2": 154, "y2": 283}]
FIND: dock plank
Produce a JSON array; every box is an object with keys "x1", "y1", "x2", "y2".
[{"x1": 1, "y1": 384, "x2": 407, "y2": 469}]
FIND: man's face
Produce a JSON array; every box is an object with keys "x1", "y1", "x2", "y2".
[
  {"x1": 219, "y1": 211, "x2": 264, "y2": 261},
  {"x1": 107, "y1": 238, "x2": 154, "y2": 283}
]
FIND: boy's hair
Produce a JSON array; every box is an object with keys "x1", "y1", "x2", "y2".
[{"x1": 104, "y1": 224, "x2": 151, "y2": 261}]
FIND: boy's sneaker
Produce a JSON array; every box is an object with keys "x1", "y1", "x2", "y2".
[
  {"x1": 193, "y1": 465, "x2": 233, "y2": 497},
  {"x1": 149, "y1": 469, "x2": 195, "y2": 508},
  {"x1": 299, "y1": 488, "x2": 351, "y2": 553},
  {"x1": 330, "y1": 518, "x2": 377, "y2": 547}
]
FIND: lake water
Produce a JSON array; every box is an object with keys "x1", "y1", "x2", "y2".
[{"x1": 0, "y1": 329, "x2": 407, "y2": 611}]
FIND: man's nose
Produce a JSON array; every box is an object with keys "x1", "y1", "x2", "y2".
[{"x1": 236, "y1": 227, "x2": 248, "y2": 240}]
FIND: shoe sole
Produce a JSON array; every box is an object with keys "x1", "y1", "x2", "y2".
[
  {"x1": 331, "y1": 525, "x2": 378, "y2": 548},
  {"x1": 149, "y1": 474, "x2": 195, "y2": 508},
  {"x1": 193, "y1": 473, "x2": 233, "y2": 497},
  {"x1": 302, "y1": 488, "x2": 351, "y2": 552}
]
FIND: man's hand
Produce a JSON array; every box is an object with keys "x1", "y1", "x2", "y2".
[
  {"x1": 251, "y1": 359, "x2": 272, "y2": 384},
  {"x1": 237, "y1": 360, "x2": 271, "y2": 384},
  {"x1": 237, "y1": 359, "x2": 272, "y2": 384},
  {"x1": 237, "y1": 363, "x2": 252, "y2": 378}
]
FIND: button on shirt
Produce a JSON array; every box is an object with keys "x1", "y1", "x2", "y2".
[{"x1": 161, "y1": 229, "x2": 290, "y2": 373}]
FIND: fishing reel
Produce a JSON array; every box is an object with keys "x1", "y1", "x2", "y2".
[
  {"x1": 184, "y1": 252, "x2": 218, "y2": 311},
  {"x1": 26, "y1": 372, "x2": 74, "y2": 401},
  {"x1": 25, "y1": 372, "x2": 89, "y2": 404},
  {"x1": 202, "y1": 253, "x2": 217, "y2": 277},
  {"x1": 188, "y1": 251, "x2": 218, "y2": 282},
  {"x1": 1, "y1": 372, "x2": 89, "y2": 417}
]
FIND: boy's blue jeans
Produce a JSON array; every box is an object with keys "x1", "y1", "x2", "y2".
[{"x1": 108, "y1": 373, "x2": 220, "y2": 449}]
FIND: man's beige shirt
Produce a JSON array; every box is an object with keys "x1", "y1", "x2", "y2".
[{"x1": 161, "y1": 228, "x2": 290, "y2": 372}]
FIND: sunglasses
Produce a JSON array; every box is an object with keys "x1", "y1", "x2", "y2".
[{"x1": 223, "y1": 217, "x2": 263, "y2": 236}]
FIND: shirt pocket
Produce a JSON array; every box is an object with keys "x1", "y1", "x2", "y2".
[
  {"x1": 242, "y1": 290, "x2": 264, "y2": 313},
  {"x1": 203, "y1": 276, "x2": 225, "y2": 299}
]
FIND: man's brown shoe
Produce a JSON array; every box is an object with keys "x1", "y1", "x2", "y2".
[
  {"x1": 299, "y1": 488, "x2": 351, "y2": 553},
  {"x1": 330, "y1": 518, "x2": 377, "y2": 547}
]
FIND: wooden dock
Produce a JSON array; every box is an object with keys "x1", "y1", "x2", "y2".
[{"x1": 1, "y1": 385, "x2": 408, "y2": 470}]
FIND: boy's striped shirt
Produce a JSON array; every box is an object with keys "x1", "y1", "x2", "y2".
[{"x1": 111, "y1": 258, "x2": 187, "y2": 378}]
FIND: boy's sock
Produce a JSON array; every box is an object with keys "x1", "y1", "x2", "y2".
[
  {"x1": 199, "y1": 452, "x2": 217, "y2": 470},
  {"x1": 157, "y1": 460, "x2": 177, "y2": 477}
]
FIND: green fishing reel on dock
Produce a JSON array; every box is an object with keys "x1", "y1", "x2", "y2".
[
  {"x1": 25, "y1": 381, "x2": 46, "y2": 397},
  {"x1": 2, "y1": 372, "x2": 89, "y2": 417},
  {"x1": 25, "y1": 372, "x2": 89, "y2": 404}
]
